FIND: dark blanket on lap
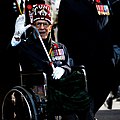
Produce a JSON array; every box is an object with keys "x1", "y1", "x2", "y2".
[{"x1": 48, "y1": 68, "x2": 90, "y2": 113}]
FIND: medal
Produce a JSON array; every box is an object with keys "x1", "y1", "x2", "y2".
[{"x1": 96, "y1": 4, "x2": 110, "y2": 15}]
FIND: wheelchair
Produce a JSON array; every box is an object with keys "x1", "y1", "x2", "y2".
[
  {"x1": 2, "y1": 71, "x2": 52, "y2": 120},
  {"x1": 2, "y1": 65, "x2": 88, "y2": 120}
]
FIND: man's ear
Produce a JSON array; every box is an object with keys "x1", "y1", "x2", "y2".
[
  {"x1": 49, "y1": 24, "x2": 53, "y2": 30},
  {"x1": 48, "y1": 24, "x2": 53, "y2": 32}
]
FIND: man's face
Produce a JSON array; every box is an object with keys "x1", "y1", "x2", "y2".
[{"x1": 34, "y1": 20, "x2": 52, "y2": 40}]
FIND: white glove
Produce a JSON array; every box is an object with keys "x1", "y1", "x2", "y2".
[
  {"x1": 11, "y1": 14, "x2": 31, "y2": 46},
  {"x1": 52, "y1": 67, "x2": 65, "y2": 80}
]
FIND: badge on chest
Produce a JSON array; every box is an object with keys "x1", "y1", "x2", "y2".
[
  {"x1": 95, "y1": 0, "x2": 110, "y2": 15},
  {"x1": 51, "y1": 49, "x2": 65, "y2": 61},
  {"x1": 96, "y1": 4, "x2": 110, "y2": 15}
]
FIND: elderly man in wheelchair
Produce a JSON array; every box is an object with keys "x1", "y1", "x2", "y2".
[{"x1": 2, "y1": 2, "x2": 91, "y2": 120}]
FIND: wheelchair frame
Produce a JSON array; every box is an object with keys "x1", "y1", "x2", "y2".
[{"x1": 2, "y1": 65, "x2": 87, "y2": 120}]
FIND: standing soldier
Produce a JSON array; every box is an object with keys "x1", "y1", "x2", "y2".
[{"x1": 58, "y1": 0, "x2": 115, "y2": 119}]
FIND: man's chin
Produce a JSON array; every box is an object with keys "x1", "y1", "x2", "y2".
[
  {"x1": 40, "y1": 34, "x2": 47, "y2": 39},
  {"x1": 41, "y1": 36, "x2": 47, "y2": 40}
]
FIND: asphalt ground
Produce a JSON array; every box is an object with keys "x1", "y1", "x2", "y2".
[{"x1": 95, "y1": 99, "x2": 120, "y2": 120}]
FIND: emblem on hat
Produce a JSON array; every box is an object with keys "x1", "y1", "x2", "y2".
[{"x1": 26, "y1": 4, "x2": 52, "y2": 24}]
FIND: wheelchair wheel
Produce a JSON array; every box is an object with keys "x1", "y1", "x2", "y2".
[{"x1": 2, "y1": 86, "x2": 47, "y2": 120}]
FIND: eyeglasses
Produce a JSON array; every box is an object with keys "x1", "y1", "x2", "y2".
[{"x1": 35, "y1": 22, "x2": 49, "y2": 28}]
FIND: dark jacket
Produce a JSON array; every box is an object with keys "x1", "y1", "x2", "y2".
[{"x1": 10, "y1": 32, "x2": 71, "y2": 76}]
